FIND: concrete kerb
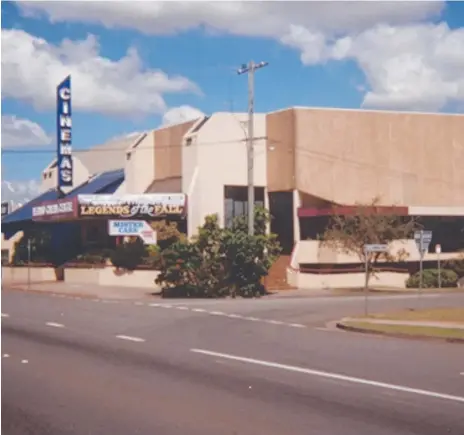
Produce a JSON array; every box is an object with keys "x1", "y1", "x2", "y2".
[{"x1": 336, "y1": 317, "x2": 464, "y2": 344}]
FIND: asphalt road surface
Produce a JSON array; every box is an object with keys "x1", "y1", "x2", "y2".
[{"x1": 2, "y1": 289, "x2": 464, "y2": 435}]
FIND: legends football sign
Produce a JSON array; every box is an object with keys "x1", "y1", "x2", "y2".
[
  {"x1": 57, "y1": 75, "x2": 73, "y2": 187},
  {"x1": 77, "y1": 194, "x2": 186, "y2": 219}
]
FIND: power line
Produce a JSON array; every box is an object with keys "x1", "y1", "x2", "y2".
[{"x1": 0, "y1": 136, "x2": 270, "y2": 155}]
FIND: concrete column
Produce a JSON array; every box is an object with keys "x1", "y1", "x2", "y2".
[{"x1": 292, "y1": 189, "x2": 301, "y2": 243}]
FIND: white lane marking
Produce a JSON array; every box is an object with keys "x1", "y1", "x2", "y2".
[
  {"x1": 45, "y1": 322, "x2": 65, "y2": 328},
  {"x1": 3, "y1": 354, "x2": 10, "y2": 358},
  {"x1": 191, "y1": 349, "x2": 464, "y2": 404},
  {"x1": 288, "y1": 323, "x2": 306, "y2": 328},
  {"x1": 149, "y1": 303, "x2": 161, "y2": 307},
  {"x1": 21, "y1": 359, "x2": 29, "y2": 364},
  {"x1": 227, "y1": 314, "x2": 243, "y2": 319},
  {"x1": 116, "y1": 335, "x2": 145, "y2": 343},
  {"x1": 192, "y1": 308, "x2": 206, "y2": 313},
  {"x1": 210, "y1": 311, "x2": 225, "y2": 316},
  {"x1": 175, "y1": 306, "x2": 189, "y2": 311},
  {"x1": 1, "y1": 313, "x2": 10, "y2": 318},
  {"x1": 267, "y1": 320, "x2": 284, "y2": 325},
  {"x1": 160, "y1": 304, "x2": 172, "y2": 308},
  {"x1": 460, "y1": 372, "x2": 464, "y2": 376},
  {"x1": 245, "y1": 317, "x2": 261, "y2": 322}
]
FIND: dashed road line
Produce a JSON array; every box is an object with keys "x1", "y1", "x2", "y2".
[
  {"x1": 21, "y1": 359, "x2": 29, "y2": 364},
  {"x1": 288, "y1": 323, "x2": 306, "y2": 328},
  {"x1": 245, "y1": 317, "x2": 261, "y2": 322},
  {"x1": 266, "y1": 320, "x2": 284, "y2": 325},
  {"x1": 1, "y1": 313, "x2": 10, "y2": 318},
  {"x1": 147, "y1": 304, "x2": 307, "y2": 329},
  {"x1": 3, "y1": 354, "x2": 10, "y2": 358},
  {"x1": 116, "y1": 335, "x2": 146, "y2": 343},
  {"x1": 45, "y1": 322, "x2": 65, "y2": 328}
]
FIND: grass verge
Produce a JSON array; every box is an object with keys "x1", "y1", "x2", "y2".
[
  {"x1": 366, "y1": 307, "x2": 464, "y2": 323},
  {"x1": 338, "y1": 320, "x2": 464, "y2": 343}
]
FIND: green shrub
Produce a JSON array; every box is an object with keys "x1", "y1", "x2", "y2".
[
  {"x1": 444, "y1": 254, "x2": 464, "y2": 278},
  {"x1": 110, "y1": 239, "x2": 146, "y2": 271},
  {"x1": 155, "y1": 206, "x2": 281, "y2": 298},
  {"x1": 406, "y1": 268, "x2": 458, "y2": 288}
]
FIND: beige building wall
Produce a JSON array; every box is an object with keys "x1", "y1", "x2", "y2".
[
  {"x1": 267, "y1": 107, "x2": 464, "y2": 207},
  {"x1": 124, "y1": 132, "x2": 155, "y2": 193},
  {"x1": 40, "y1": 157, "x2": 90, "y2": 194},
  {"x1": 183, "y1": 112, "x2": 267, "y2": 237},
  {"x1": 1, "y1": 231, "x2": 23, "y2": 263},
  {"x1": 154, "y1": 121, "x2": 197, "y2": 182}
]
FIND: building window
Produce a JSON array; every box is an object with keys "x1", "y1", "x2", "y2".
[{"x1": 224, "y1": 185, "x2": 265, "y2": 228}]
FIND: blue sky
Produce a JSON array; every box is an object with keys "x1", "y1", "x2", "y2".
[{"x1": 1, "y1": 0, "x2": 464, "y2": 193}]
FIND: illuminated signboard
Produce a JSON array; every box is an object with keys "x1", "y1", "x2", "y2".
[{"x1": 57, "y1": 75, "x2": 73, "y2": 187}]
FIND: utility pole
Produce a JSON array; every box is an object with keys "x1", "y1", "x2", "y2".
[{"x1": 237, "y1": 60, "x2": 268, "y2": 236}]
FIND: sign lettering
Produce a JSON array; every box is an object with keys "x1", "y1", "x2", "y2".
[
  {"x1": 78, "y1": 194, "x2": 187, "y2": 219},
  {"x1": 57, "y1": 75, "x2": 73, "y2": 188}
]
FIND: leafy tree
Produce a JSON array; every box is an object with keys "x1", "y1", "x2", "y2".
[
  {"x1": 149, "y1": 220, "x2": 186, "y2": 251},
  {"x1": 110, "y1": 239, "x2": 146, "y2": 271},
  {"x1": 320, "y1": 197, "x2": 419, "y2": 290},
  {"x1": 155, "y1": 206, "x2": 281, "y2": 298},
  {"x1": 223, "y1": 207, "x2": 281, "y2": 297},
  {"x1": 13, "y1": 230, "x2": 53, "y2": 265}
]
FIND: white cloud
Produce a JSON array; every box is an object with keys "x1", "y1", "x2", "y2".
[
  {"x1": 1, "y1": 179, "x2": 42, "y2": 206},
  {"x1": 1, "y1": 115, "x2": 52, "y2": 148},
  {"x1": 1, "y1": 29, "x2": 200, "y2": 117},
  {"x1": 283, "y1": 23, "x2": 464, "y2": 111},
  {"x1": 162, "y1": 105, "x2": 205, "y2": 126},
  {"x1": 8, "y1": 1, "x2": 464, "y2": 112},
  {"x1": 17, "y1": 1, "x2": 443, "y2": 37}
]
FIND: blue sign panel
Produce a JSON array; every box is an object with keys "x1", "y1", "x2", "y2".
[{"x1": 57, "y1": 75, "x2": 73, "y2": 187}]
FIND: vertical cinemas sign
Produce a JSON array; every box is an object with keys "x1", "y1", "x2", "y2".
[{"x1": 57, "y1": 75, "x2": 73, "y2": 187}]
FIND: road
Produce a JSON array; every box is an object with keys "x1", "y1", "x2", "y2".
[{"x1": 2, "y1": 289, "x2": 464, "y2": 434}]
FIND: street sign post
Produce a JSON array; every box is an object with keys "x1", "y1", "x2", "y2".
[
  {"x1": 435, "y1": 244, "x2": 442, "y2": 289},
  {"x1": 414, "y1": 230, "x2": 433, "y2": 306},
  {"x1": 108, "y1": 220, "x2": 157, "y2": 245},
  {"x1": 363, "y1": 244, "x2": 389, "y2": 316}
]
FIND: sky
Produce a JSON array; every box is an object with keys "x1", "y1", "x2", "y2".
[{"x1": 1, "y1": 0, "x2": 464, "y2": 202}]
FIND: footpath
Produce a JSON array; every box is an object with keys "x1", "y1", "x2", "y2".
[{"x1": 1, "y1": 281, "x2": 156, "y2": 301}]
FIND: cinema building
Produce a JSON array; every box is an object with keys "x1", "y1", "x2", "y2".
[{"x1": 2, "y1": 107, "x2": 463, "y2": 288}]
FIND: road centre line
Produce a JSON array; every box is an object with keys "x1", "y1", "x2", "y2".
[
  {"x1": 116, "y1": 335, "x2": 146, "y2": 343},
  {"x1": 45, "y1": 322, "x2": 65, "y2": 328},
  {"x1": 192, "y1": 308, "x2": 207, "y2": 313},
  {"x1": 175, "y1": 306, "x2": 190, "y2": 310},
  {"x1": 1, "y1": 313, "x2": 10, "y2": 318},
  {"x1": 191, "y1": 349, "x2": 464, "y2": 404}
]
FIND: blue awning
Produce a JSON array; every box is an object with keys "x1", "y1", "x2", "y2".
[
  {"x1": 1, "y1": 188, "x2": 62, "y2": 226},
  {"x1": 66, "y1": 169, "x2": 124, "y2": 198}
]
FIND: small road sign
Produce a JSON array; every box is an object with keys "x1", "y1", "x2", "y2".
[
  {"x1": 414, "y1": 230, "x2": 433, "y2": 256},
  {"x1": 364, "y1": 244, "x2": 389, "y2": 253}
]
